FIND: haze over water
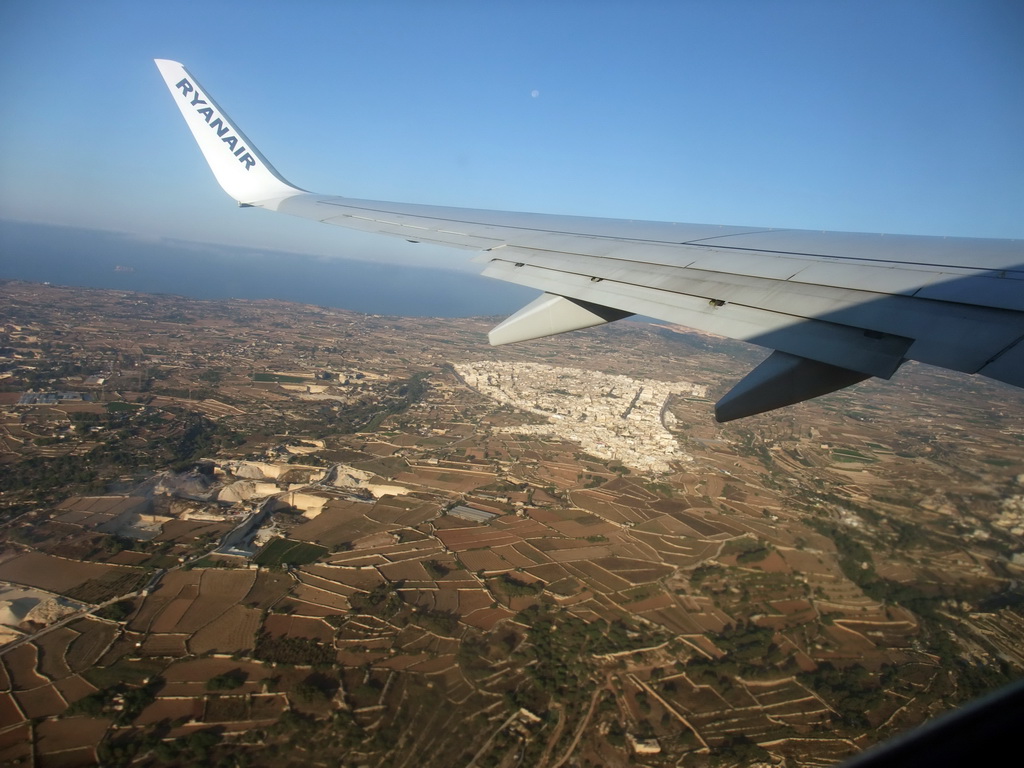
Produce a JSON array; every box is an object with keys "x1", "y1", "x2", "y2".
[{"x1": 0, "y1": 220, "x2": 534, "y2": 317}]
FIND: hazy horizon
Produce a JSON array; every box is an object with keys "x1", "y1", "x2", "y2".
[{"x1": 0, "y1": 219, "x2": 536, "y2": 317}]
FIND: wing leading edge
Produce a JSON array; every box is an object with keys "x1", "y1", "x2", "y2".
[{"x1": 155, "y1": 59, "x2": 1024, "y2": 421}]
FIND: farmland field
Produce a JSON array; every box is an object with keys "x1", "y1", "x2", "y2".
[
  {"x1": 189, "y1": 604, "x2": 263, "y2": 655},
  {"x1": 65, "y1": 619, "x2": 119, "y2": 673},
  {"x1": 35, "y1": 717, "x2": 109, "y2": 757},
  {"x1": 82, "y1": 659, "x2": 166, "y2": 690},
  {"x1": 134, "y1": 697, "x2": 203, "y2": 725},
  {"x1": 149, "y1": 598, "x2": 194, "y2": 634},
  {"x1": 254, "y1": 537, "x2": 328, "y2": 567},
  {"x1": 0, "y1": 553, "x2": 137, "y2": 595},
  {"x1": 0, "y1": 692, "x2": 24, "y2": 728},
  {"x1": 140, "y1": 634, "x2": 188, "y2": 656},
  {"x1": 129, "y1": 570, "x2": 202, "y2": 632},
  {"x1": 173, "y1": 569, "x2": 256, "y2": 633},
  {"x1": 53, "y1": 675, "x2": 96, "y2": 707},
  {"x1": 242, "y1": 570, "x2": 293, "y2": 609},
  {"x1": 65, "y1": 570, "x2": 148, "y2": 603},
  {"x1": 4, "y1": 644, "x2": 48, "y2": 690},
  {"x1": 34, "y1": 628, "x2": 78, "y2": 680},
  {"x1": 290, "y1": 583, "x2": 350, "y2": 612},
  {"x1": 263, "y1": 613, "x2": 334, "y2": 642},
  {"x1": 13, "y1": 684, "x2": 66, "y2": 719},
  {"x1": 162, "y1": 657, "x2": 269, "y2": 691}
]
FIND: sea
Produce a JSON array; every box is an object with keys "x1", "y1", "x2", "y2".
[{"x1": 0, "y1": 219, "x2": 536, "y2": 318}]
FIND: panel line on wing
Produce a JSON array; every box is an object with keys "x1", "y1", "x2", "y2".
[
  {"x1": 482, "y1": 260, "x2": 913, "y2": 378},
  {"x1": 295, "y1": 197, "x2": 1024, "y2": 272}
]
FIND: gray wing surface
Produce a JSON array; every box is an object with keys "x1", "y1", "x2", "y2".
[{"x1": 156, "y1": 59, "x2": 1024, "y2": 421}]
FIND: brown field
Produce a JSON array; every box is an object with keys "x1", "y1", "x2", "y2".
[
  {"x1": 107, "y1": 550, "x2": 151, "y2": 566},
  {"x1": 0, "y1": 723, "x2": 30, "y2": 764},
  {"x1": 134, "y1": 697, "x2": 204, "y2": 725},
  {"x1": 140, "y1": 633, "x2": 188, "y2": 656},
  {"x1": 129, "y1": 570, "x2": 202, "y2": 632},
  {"x1": 393, "y1": 467, "x2": 494, "y2": 493},
  {"x1": 635, "y1": 514, "x2": 706, "y2": 537},
  {"x1": 290, "y1": 584, "x2": 350, "y2": 612},
  {"x1": 0, "y1": 692, "x2": 24, "y2": 728},
  {"x1": 435, "y1": 528, "x2": 519, "y2": 552},
  {"x1": 280, "y1": 598, "x2": 339, "y2": 618},
  {"x1": 0, "y1": 552, "x2": 130, "y2": 594},
  {"x1": 460, "y1": 606, "x2": 514, "y2": 631},
  {"x1": 295, "y1": 570, "x2": 356, "y2": 597},
  {"x1": 487, "y1": 544, "x2": 536, "y2": 568},
  {"x1": 53, "y1": 675, "x2": 96, "y2": 706},
  {"x1": 368, "y1": 497, "x2": 439, "y2": 526},
  {"x1": 378, "y1": 559, "x2": 429, "y2": 582},
  {"x1": 371, "y1": 540, "x2": 445, "y2": 563},
  {"x1": 527, "y1": 562, "x2": 574, "y2": 583},
  {"x1": 432, "y1": 588, "x2": 459, "y2": 614},
  {"x1": 546, "y1": 516, "x2": 618, "y2": 538},
  {"x1": 189, "y1": 604, "x2": 263, "y2": 655},
  {"x1": 378, "y1": 652, "x2": 432, "y2": 670},
  {"x1": 38, "y1": 747, "x2": 101, "y2": 768},
  {"x1": 510, "y1": 541, "x2": 550, "y2": 565},
  {"x1": 35, "y1": 628, "x2": 78, "y2": 679},
  {"x1": 627, "y1": 529, "x2": 721, "y2": 566},
  {"x1": 545, "y1": 545, "x2": 614, "y2": 563},
  {"x1": 35, "y1": 716, "x2": 109, "y2": 754},
  {"x1": 289, "y1": 500, "x2": 386, "y2": 546},
  {"x1": 14, "y1": 684, "x2": 67, "y2": 719},
  {"x1": 173, "y1": 569, "x2": 255, "y2": 633},
  {"x1": 518, "y1": 507, "x2": 562, "y2": 525},
  {"x1": 336, "y1": 649, "x2": 389, "y2": 666},
  {"x1": 66, "y1": 569, "x2": 149, "y2": 603},
  {"x1": 154, "y1": 519, "x2": 232, "y2": 543},
  {"x1": 569, "y1": 490, "x2": 648, "y2": 525},
  {"x1": 247, "y1": 694, "x2": 289, "y2": 721},
  {"x1": 302, "y1": 564, "x2": 384, "y2": 591},
  {"x1": 162, "y1": 657, "x2": 269, "y2": 689},
  {"x1": 457, "y1": 589, "x2": 495, "y2": 615},
  {"x1": 562, "y1": 561, "x2": 632, "y2": 593},
  {"x1": 362, "y1": 442, "x2": 399, "y2": 456},
  {"x1": 457, "y1": 549, "x2": 508, "y2": 572},
  {"x1": 203, "y1": 695, "x2": 251, "y2": 723},
  {"x1": 623, "y1": 592, "x2": 674, "y2": 613},
  {"x1": 242, "y1": 569, "x2": 293, "y2": 609},
  {"x1": 65, "y1": 619, "x2": 119, "y2": 673},
  {"x1": 327, "y1": 549, "x2": 387, "y2": 567},
  {"x1": 489, "y1": 516, "x2": 547, "y2": 537},
  {"x1": 408, "y1": 654, "x2": 457, "y2": 674},
  {"x1": 4, "y1": 644, "x2": 48, "y2": 690},
  {"x1": 97, "y1": 633, "x2": 144, "y2": 667},
  {"x1": 263, "y1": 613, "x2": 334, "y2": 642},
  {"x1": 592, "y1": 556, "x2": 674, "y2": 585},
  {"x1": 149, "y1": 597, "x2": 195, "y2": 633}
]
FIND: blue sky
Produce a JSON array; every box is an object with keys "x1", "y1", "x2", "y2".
[{"x1": 0, "y1": 1, "x2": 1021, "y2": 276}]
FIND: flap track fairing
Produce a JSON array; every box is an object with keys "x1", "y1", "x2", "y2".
[{"x1": 489, "y1": 293, "x2": 632, "y2": 346}]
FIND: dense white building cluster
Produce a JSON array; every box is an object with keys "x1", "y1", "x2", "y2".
[{"x1": 455, "y1": 361, "x2": 707, "y2": 474}]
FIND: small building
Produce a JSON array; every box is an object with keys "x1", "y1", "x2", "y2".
[
  {"x1": 627, "y1": 734, "x2": 661, "y2": 755},
  {"x1": 18, "y1": 391, "x2": 90, "y2": 405},
  {"x1": 447, "y1": 505, "x2": 498, "y2": 524}
]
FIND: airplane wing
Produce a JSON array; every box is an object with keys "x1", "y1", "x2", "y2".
[{"x1": 155, "y1": 59, "x2": 1024, "y2": 421}]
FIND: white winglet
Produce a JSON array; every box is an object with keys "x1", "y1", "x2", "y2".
[{"x1": 154, "y1": 59, "x2": 302, "y2": 205}]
